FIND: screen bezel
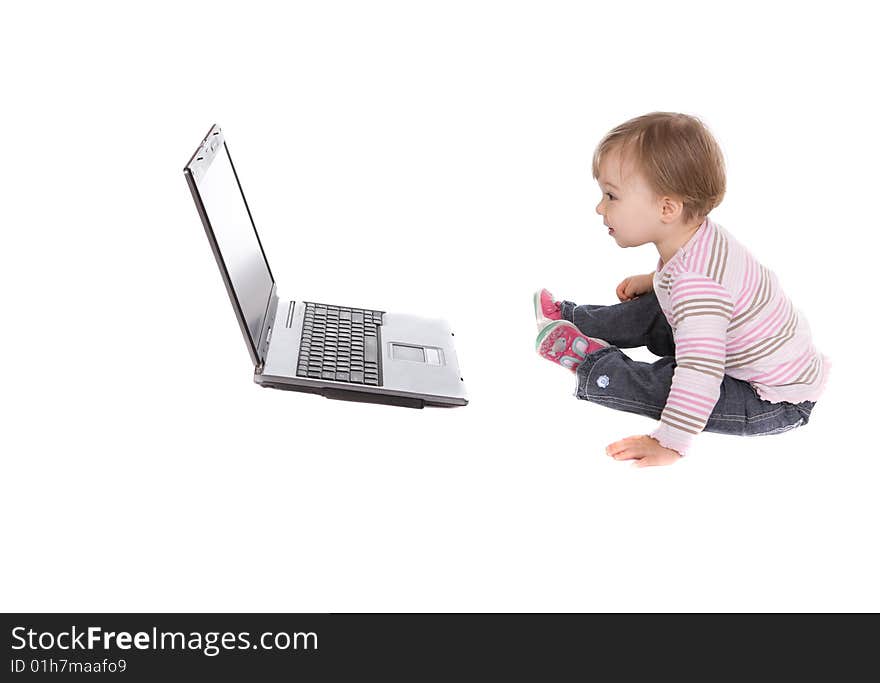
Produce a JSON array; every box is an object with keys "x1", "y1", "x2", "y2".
[{"x1": 184, "y1": 124, "x2": 276, "y2": 367}]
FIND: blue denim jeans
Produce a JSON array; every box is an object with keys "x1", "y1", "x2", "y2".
[{"x1": 559, "y1": 292, "x2": 815, "y2": 437}]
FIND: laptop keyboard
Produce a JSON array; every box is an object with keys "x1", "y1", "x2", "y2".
[{"x1": 296, "y1": 302, "x2": 383, "y2": 386}]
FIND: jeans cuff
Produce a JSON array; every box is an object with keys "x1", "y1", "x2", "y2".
[
  {"x1": 560, "y1": 300, "x2": 577, "y2": 322},
  {"x1": 573, "y1": 345, "x2": 617, "y2": 399}
]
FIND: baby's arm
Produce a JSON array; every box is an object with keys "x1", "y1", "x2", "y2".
[{"x1": 650, "y1": 273, "x2": 734, "y2": 456}]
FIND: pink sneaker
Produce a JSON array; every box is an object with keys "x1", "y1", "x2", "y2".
[
  {"x1": 535, "y1": 320, "x2": 608, "y2": 372},
  {"x1": 533, "y1": 288, "x2": 562, "y2": 329}
]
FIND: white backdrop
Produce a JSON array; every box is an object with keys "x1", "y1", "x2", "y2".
[{"x1": 2, "y1": 1, "x2": 877, "y2": 612}]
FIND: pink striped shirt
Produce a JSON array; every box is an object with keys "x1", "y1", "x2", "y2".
[{"x1": 650, "y1": 218, "x2": 829, "y2": 455}]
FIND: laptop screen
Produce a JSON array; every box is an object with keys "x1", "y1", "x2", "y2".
[{"x1": 185, "y1": 127, "x2": 274, "y2": 364}]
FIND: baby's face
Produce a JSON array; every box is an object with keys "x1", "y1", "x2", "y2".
[{"x1": 595, "y1": 148, "x2": 663, "y2": 249}]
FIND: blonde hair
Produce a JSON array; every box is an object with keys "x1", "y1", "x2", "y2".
[{"x1": 592, "y1": 112, "x2": 726, "y2": 223}]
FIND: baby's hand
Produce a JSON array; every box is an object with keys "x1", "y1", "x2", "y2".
[
  {"x1": 615, "y1": 273, "x2": 654, "y2": 302},
  {"x1": 606, "y1": 435, "x2": 681, "y2": 467}
]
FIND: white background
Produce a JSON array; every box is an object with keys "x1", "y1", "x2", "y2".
[{"x1": 2, "y1": 1, "x2": 877, "y2": 612}]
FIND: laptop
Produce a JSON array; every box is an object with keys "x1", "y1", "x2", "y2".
[{"x1": 184, "y1": 124, "x2": 468, "y2": 409}]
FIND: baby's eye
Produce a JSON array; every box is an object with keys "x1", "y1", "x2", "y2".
[{"x1": 605, "y1": 193, "x2": 615, "y2": 200}]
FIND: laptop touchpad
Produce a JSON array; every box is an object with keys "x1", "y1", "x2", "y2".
[{"x1": 391, "y1": 343, "x2": 444, "y2": 365}]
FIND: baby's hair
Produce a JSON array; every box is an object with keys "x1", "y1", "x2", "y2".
[{"x1": 592, "y1": 112, "x2": 726, "y2": 223}]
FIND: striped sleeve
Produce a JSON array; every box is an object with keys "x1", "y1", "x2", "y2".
[{"x1": 651, "y1": 272, "x2": 734, "y2": 456}]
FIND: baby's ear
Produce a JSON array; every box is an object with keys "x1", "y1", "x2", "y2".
[{"x1": 658, "y1": 195, "x2": 684, "y2": 222}]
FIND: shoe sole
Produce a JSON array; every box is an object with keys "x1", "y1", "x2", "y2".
[
  {"x1": 536, "y1": 320, "x2": 604, "y2": 356},
  {"x1": 536, "y1": 320, "x2": 592, "y2": 373},
  {"x1": 535, "y1": 319, "x2": 566, "y2": 350}
]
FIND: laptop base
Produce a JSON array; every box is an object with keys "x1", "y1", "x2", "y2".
[{"x1": 258, "y1": 380, "x2": 426, "y2": 409}]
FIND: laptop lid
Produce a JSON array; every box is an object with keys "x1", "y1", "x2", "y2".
[{"x1": 184, "y1": 125, "x2": 276, "y2": 366}]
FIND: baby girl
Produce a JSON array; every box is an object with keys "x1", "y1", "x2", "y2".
[{"x1": 535, "y1": 112, "x2": 828, "y2": 467}]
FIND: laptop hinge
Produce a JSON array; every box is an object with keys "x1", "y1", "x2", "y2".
[{"x1": 255, "y1": 285, "x2": 279, "y2": 373}]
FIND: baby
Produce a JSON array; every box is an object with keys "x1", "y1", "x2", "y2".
[{"x1": 535, "y1": 112, "x2": 829, "y2": 467}]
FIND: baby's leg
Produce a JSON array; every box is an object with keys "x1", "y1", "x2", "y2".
[
  {"x1": 575, "y1": 348, "x2": 812, "y2": 436},
  {"x1": 558, "y1": 291, "x2": 674, "y2": 356}
]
